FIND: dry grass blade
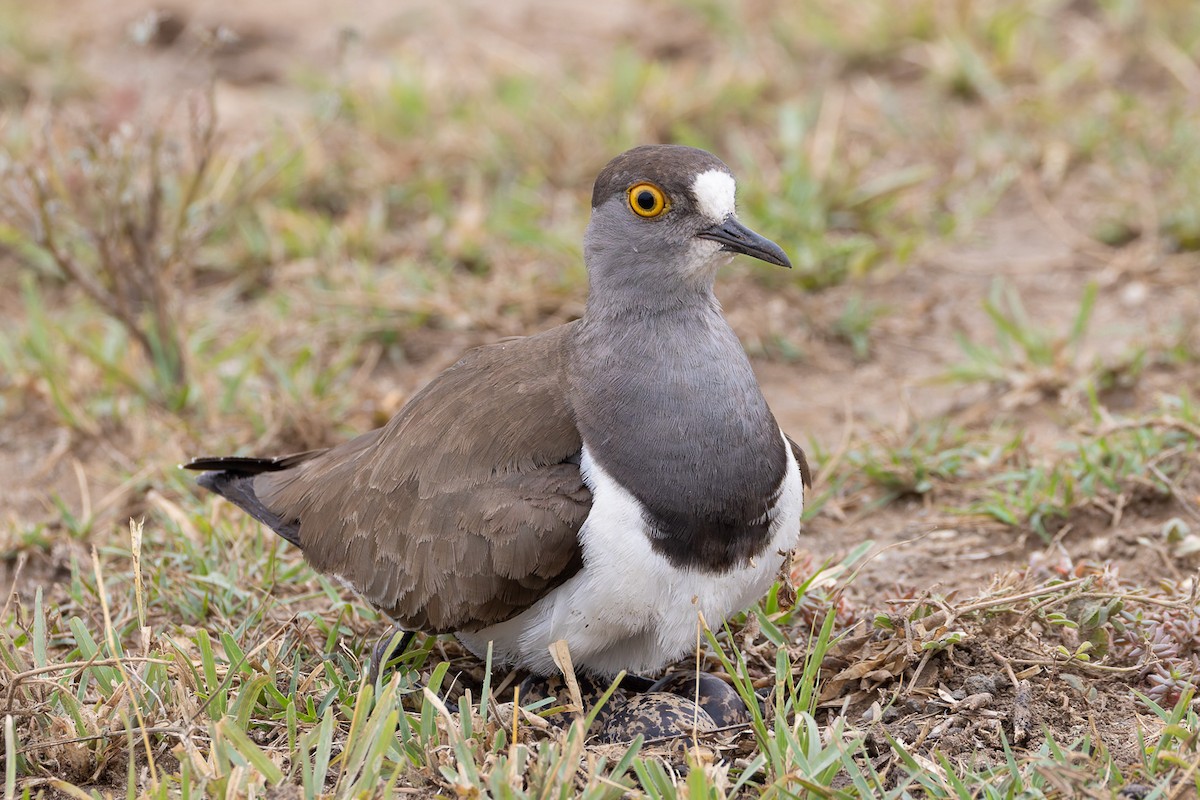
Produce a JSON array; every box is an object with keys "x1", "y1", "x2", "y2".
[{"x1": 548, "y1": 638, "x2": 583, "y2": 716}]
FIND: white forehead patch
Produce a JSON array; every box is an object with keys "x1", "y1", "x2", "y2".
[{"x1": 691, "y1": 169, "x2": 736, "y2": 222}]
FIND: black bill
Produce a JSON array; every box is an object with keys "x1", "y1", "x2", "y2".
[{"x1": 696, "y1": 217, "x2": 792, "y2": 268}]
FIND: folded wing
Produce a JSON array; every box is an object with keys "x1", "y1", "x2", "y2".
[{"x1": 188, "y1": 324, "x2": 590, "y2": 633}]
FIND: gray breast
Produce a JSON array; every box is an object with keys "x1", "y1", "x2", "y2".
[{"x1": 567, "y1": 305, "x2": 788, "y2": 572}]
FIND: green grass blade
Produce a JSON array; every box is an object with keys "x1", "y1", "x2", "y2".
[{"x1": 215, "y1": 718, "x2": 284, "y2": 784}]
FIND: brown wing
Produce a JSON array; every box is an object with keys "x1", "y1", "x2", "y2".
[{"x1": 253, "y1": 323, "x2": 590, "y2": 633}]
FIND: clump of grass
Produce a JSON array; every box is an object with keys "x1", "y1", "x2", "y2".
[
  {"x1": 969, "y1": 394, "x2": 1200, "y2": 538},
  {"x1": 841, "y1": 420, "x2": 1001, "y2": 508},
  {"x1": 0, "y1": 95, "x2": 266, "y2": 410},
  {"x1": 739, "y1": 100, "x2": 935, "y2": 289},
  {"x1": 821, "y1": 393, "x2": 1199, "y2": 543},
  {"x1": 947, "y1": 280, "x2": 1098, "y2": 406},
  {"x1": 832, "y1": 293, "x2": 889, "y2": 361}
]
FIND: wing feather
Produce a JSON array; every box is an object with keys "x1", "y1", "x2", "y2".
[{"x1": 250, "y1": 324, "x2": 588, "y2": 633}]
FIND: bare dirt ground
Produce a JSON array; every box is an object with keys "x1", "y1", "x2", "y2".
[{"x1": 5, "y1": 0, "x2": 1200, "y2": 792}]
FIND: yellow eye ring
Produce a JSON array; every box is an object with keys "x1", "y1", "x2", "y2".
[{"x1": 628, "y1": 183, "x2": 668, "y2": 218}]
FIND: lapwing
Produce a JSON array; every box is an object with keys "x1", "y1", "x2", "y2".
[{"x1": 187, "y1": 145, "x2": 811, "y2": 680}]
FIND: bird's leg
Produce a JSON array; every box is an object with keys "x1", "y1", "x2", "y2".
[{"x1": 367, "y1": 629, "x2": 416, "y2": 684}]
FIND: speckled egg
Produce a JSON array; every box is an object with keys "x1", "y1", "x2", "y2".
[
  {"x1": 647, "y1": 671, "x2": 754, "y2": 728},
  {"x1": 598, "y1": 691, "x2": 718, "y2": 744}
]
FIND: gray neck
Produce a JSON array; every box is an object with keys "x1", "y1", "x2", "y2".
[
  {"x1": 582, "y1": 282, "x2": 719, "y2": 324},
  {"x1": 567, "y1": 279, "x2": 788, "y2": 572},
  {"x1": 581, "y1": 210, "x2": 721, "y2": 319}
]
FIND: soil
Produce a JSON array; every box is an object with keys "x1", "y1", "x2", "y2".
[{"x1": 7, "y1": 0, "x2": 1200, "y2": 789}]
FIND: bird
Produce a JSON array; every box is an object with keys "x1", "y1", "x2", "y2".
[{"x1": 186, "y1": 144, "x2": 811, "y2": 681}]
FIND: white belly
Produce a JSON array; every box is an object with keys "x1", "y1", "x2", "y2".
[{"x1": 457, "y1": 430, "x2": 804, "y2": 677}]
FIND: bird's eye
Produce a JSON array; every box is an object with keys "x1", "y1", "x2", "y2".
[{"x1": 627, "y1": 183, "x2": 668, "y2": 218}]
